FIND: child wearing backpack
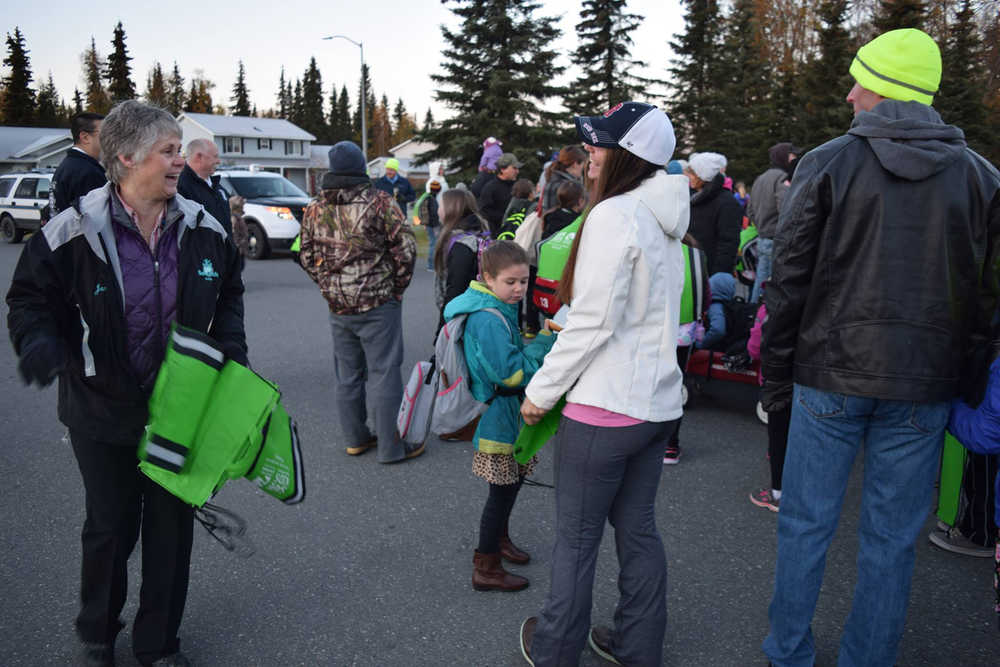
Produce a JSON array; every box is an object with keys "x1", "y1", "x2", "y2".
[
  {"x1": 441, "y1": 241, "x2": 556, "y2": 592},
  {"x1": 433, "y1": 189, "x2": 491, "y2": 331}
]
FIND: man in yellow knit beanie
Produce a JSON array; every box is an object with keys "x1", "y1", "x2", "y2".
[{"x1": 761, "y1": 28, "x2": 1000, "y2": 667}]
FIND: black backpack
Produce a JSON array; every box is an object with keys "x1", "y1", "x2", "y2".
[{"x1": 720, "y1": 297, "x2": 758, "y2": 356}]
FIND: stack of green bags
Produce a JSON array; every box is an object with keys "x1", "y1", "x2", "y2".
[{"x1": 138, "y1": 325, "x2": 305, "y2": 507}]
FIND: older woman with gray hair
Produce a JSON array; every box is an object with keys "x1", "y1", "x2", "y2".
[{"x1": 7, "y1": 100, "x2": 246, "y2": 667}]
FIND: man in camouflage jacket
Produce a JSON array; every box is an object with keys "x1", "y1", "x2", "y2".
[{"x1": 300, "y1": 141, "x2": 422, "y2": 463}]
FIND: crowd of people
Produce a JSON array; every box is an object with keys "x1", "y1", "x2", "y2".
[{"x1": 6, "y1": 26, "x2": 1000, "y2": 667}]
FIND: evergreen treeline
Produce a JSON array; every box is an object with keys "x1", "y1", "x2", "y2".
[
  {"x1": 0, "y1": 24, "x2": 422, "y2": 153},
  {"x1": 3, "y1": 1, "x2": 998, "y2": 176},
  {"x1": 667, "y1": 0, "x2": 1000, "y2": 179},
  {"x1": 422, "y1": 0, "x2": 998, "y2": 182}
]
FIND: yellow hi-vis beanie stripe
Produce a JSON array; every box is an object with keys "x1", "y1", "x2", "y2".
[{"x1": 849, "y1": 28, "x2": 941, "y2": 106}]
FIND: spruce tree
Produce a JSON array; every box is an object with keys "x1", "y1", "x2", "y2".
[
  {"x1": 106, "y1": 21, "x2": 136, "y2": 104},
  {"x1": 73, "y1": 88, "x2": 84, "y2": 114},
  {"x1": 1, "y1": 27, "x2": 35, "y2": 125},
  {"x1": 713, "y1": 0, "x2": 778, "y2": 180},
  {"x1": 167, "y1": 62, "x2": 185, "y2": 115},
  {"x1": 565, "y1": 0, "x2": 653, "y2": 115},
  {"x1": 335, "y1": 85, "x2": 352, "y2": 142},
  {"x1": 291, "y1": 79, "x2": 303, "y2": 126},
  {"x1": 299, "y1": 58, "x2": 327, "y2": 139},
  {"x1": 423, "y1": 107, "x2": 435, "y2": 132},
  {"x1": 873, "y1": 0, "x2": 927, "y2": 32},
  {"x1": 419, "y1": 0, "x2": 566, "y2": 181},
  {"x1": 667, "y1": 0, "x2": 726, "y2": 154},
  {"x1": 799, "y1": 0, "x2": 855, "y2": 150},
  {"x1": 144, "y1": 62, "x2": 169, "y2": 108},
  {"x1": 392, "y1": 98, "x2": 416, "y2": 146},
  {"x1": 82, "y1": 38, "x2": 111, "y2": 113},
  {"x1": 352, "y1": 64, "x2": 376, "y2": 152},
  {"x1": 277, "y1": 67, "x2": 288, "y2": 118},
  {"x1": 36, "y1": 73, "x2": 61, "y2": 127},
  {"x1": 231, "y1": 60, "x2": 252, "y2": 116},
  {"x1": 936, "y1": 0, "x2": 988, "y2": 152}
]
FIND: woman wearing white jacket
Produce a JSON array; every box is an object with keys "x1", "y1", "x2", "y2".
[{"x1": 518, "y1": 102, "x2": 689, "y2": 667}]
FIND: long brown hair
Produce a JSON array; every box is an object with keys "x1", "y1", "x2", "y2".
[
  {"x1": 557, "y1": 148, "x2": 660, "y2": 303},
  {"x1": 433, "y1": 189, "x2": 487, "y2": 274},
  {"x1": 544, "y1": 145, "x2": 587, "y2": 182}
]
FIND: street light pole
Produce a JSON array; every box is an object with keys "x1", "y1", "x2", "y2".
[{"x1": 322, "y1": 34, "x2": 367, "y2": 161}]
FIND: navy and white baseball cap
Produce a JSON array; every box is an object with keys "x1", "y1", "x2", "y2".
[{"x1": 574, "y1": 102, "x2": 676, "y2": 166}]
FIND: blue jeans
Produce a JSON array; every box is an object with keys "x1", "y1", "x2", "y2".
[
  {"x1": 763, "y1": 384, "x2": 947, "y2": 667},
  {"x1": 751, "y1": 237, "x2": 773, "y2": 303},
  {"x1": 426, "y1": 225, "x2": 438, "y2": 269}
]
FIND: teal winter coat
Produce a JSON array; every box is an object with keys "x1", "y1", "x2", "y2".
[{"x1": 443, "y1": 281, "x2": 555, "y2": 454}]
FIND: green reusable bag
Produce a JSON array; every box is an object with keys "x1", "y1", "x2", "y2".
[
  {"x1": 245, "y1": 403, "x2": 306, "y2": 504},
  {"x1": 138, "y1": 325, "x2": 304, "y2": 508},
  {"x1": 513, "y1": 397, "x2": 566, "y2": 464},
  {"x1": 935, "y1": 431, "x2": 967, "y2": 526},
  {"x1": 137, "y1": 327, "x2": 227, "y2": 474}
]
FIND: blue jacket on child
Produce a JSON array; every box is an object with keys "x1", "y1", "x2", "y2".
[
  {"x1": 443, "y1": 281, "x2": 555, "y2": 455},
  {"x1": 697, "y1": 272, "x2": 736, "y2": 350},
  {"x1": 948, "y1": 356, "x2": 1000, "y2": 527}
]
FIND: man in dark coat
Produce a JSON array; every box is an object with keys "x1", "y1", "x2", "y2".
[
  {"x1": 50, "y1": 112, "x2": 107, "y2": 215},
  {"x1": 177, "y1": 138, "x2": 232, "y2": 235},
  {"x1": 373, "y1": 158, "x2": 416, "y2": 213},
  {"x1": 478, "y1": 152, "x2": 522, "y2": 238},
  {"x1": 761, "y1": 28, "x2": 1000, "y2": 667}
]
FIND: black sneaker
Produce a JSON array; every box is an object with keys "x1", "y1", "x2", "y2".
[
  {"x1": 588, "y1": 626, "x2": 623, "y2": 665},
  {"x1": 150, "y1": 653, "x2": 192, "y2": 667},
  {"x1": 519, "y1": 616, "x2": 537, "y2": 666},
  {"x1": 663, "y1": 442, "x2": 681, "y2": 465},
  {"x1": 82, "y1": 642, "x2": 114, "y2": 667}
]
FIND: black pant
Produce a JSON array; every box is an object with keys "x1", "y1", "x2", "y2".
[
  {"x1": 477, "y1": 478, "x2": 523, "y2": 553},
  {"x1": 767, "y1": 405, "x2": 792, "y2": 491},
  {"x1": 71, "y1": 432, "x2": 194, "y2": 665},
  {"x1": 957, "y1": 451, "x2": 998, "y2": 547},
  {"x1": 524, "y1": 266, "x2": 541, "y2": 332}
]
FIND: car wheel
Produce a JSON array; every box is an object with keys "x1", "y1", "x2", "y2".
[
  {"x1": 1, "y1": 214, "x2": 24, "y2": 243},
  {"x1": 246, "y1": 221, "x2": 270, "y2": 260}
]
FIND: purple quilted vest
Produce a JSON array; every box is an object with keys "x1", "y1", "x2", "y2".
[{"x1": 113, "y1": 219, "x2": 179, "y2": 390}]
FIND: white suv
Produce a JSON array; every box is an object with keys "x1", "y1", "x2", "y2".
[
  {"x1": 215, "y1": 169, "x2": 308, "y2": 259},
  {"x1": 0, "y1": 171, "x2": 53, "y2": 243}
]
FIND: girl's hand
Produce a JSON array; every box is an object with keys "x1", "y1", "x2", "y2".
[{"x1": 521, "y1": 398, "x2": 548, "y2": 425}]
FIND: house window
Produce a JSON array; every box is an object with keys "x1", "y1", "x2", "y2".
[
  {"x1": 258, "y1": 138, "x2": 271, "y2": 150},
  {"x1": 223, "y1": 137, "x2": 243, "y2": 154},
  {"x1": 284, "y1": 140, "x2": 296, "y2": 155}
]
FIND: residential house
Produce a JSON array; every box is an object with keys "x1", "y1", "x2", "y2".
[
  {"x1": 0, "y1": 126, "x2": 73, "y2": 174},
  {"x1": 176, "y1": 113, "x2": 316, "y2": 191}
]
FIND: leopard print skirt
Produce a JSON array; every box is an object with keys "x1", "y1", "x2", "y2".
[{"x1": 472, "y1": 451, "x2": 537, "y2": 486}]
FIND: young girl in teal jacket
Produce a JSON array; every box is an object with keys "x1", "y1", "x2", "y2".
[{"x1": 442, "y1": 241, "x2": 555, "y2": 592}]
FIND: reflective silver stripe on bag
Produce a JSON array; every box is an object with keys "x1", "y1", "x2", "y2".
[{"x1": 79, "y1": 310, "x2": 96, "y2": 377}]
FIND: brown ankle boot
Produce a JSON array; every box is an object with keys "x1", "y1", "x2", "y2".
[
  {"x1": 472, "y1": 550, "x2": 529, "y2": 591},
  {"x1": 500, "y1": 533, "x2": 530, "y2": 565}
]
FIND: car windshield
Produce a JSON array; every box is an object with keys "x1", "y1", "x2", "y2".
[{"x1": 226, "y1": 176, "x2": 307, "y2": 199}]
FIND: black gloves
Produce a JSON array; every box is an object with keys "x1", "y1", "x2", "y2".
[
  {"x1": 17, "y1": 336, "x2": 67, "y2": 387},
  {"x1": 761, "y1": 379, "x2": 793, "y2": 413}
]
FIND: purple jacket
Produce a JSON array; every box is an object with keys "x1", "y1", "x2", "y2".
[{"x1": 109, "y1": 192, "x2": 179, "y2": 390}]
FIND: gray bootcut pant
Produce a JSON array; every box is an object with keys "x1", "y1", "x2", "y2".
[
  {"x1": 328, "y1": 299, "x2": 407, "y2": 463},
  {"x1": 531, "y1": 416, "x2": 678, "y2": 667}
]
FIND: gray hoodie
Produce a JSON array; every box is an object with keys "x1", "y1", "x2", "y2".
[{"x1": 848, "y1": 100, "x2": 966, "y2": 181}]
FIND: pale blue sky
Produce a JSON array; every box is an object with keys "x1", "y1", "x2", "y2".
[{"x1": 4, "y1": 0, "x2": 684, "y2": 120}]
